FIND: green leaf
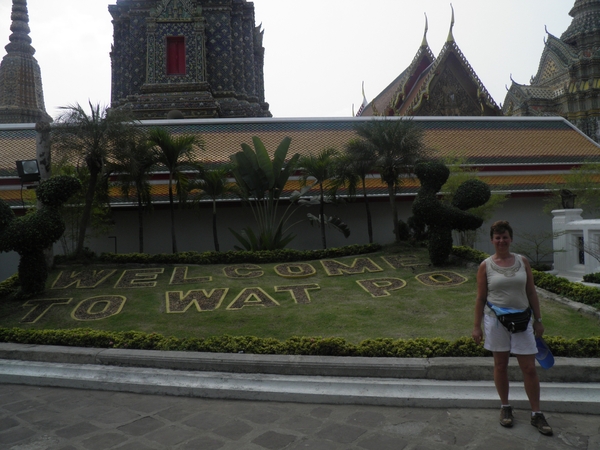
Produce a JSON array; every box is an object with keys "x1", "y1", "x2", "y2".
[{"x1": 252, "y1": 137, "x2": 275, "y2": 189}]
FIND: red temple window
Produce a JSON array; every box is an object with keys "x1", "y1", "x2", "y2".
[{"x1": 167, "y1": 36, "x2": 186, "y2": 75}]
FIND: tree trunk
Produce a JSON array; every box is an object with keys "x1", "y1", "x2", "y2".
[
  {"x1": 362, "y1": 178, "x2": 373, "y2": 244},
  {"x1": 137, "y1": 193, "x2": 144, "y2": 253},
  {"x1": 36, "y1": 121, "x2": 54, "y2": 267},
  {"x1": 212, "y1": 200, "x2": 219, "y2": 252},
  {"x1": 168, "y1": 174, "x2": 178, "y2": 254},
  {"x1": 387, "y1": 182, "x2": 399, "y2": 241},
  {"x1": 319, "y1": 183, "x2": 327, "y2": 249},
  {"x1": 76, "y1": 167, "x2": 99, "y2": 257}
]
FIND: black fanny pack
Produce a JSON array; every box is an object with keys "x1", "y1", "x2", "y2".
[{"x1": 487, "y1": 301, "x2": 531, "y2": 333}]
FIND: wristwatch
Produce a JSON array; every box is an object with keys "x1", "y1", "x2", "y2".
[{"x1": 535, "y1": 317, "x2": 542, "y2": 323}]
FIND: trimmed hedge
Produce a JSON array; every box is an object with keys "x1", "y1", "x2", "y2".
[
  {"x1": 583, "y1": 272, "x2": 600, "y2": 284},
  {"x1": 532, "y1": 270, "x2": 600, "y2": 309},
  {"x1": 63, "y1": 243, "x2": 383, "y2": 266},
  {"x1": 0, "y1": 327, "x2": 598, "y2": 358}
]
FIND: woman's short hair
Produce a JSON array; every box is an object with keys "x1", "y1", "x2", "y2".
[{"x1": 490, "y1": 220, "x2": 513, "y2": 239}]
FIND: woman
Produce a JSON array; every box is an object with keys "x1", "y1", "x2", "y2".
[{"x1": 472, "y1": 220, "x2": 553, "y2": 436}]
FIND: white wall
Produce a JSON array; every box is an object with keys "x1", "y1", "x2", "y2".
[
  {"x1": 474, "y1": 196, "x2": 554, "y2": 256},
  {"x1": 0, "y1": 251, "x2": 18, "y2": 281},
  {"x1": 83, "y1": 198, "x2": 413, "y2": 254},
  {"x1": 83, "y1": 196, "x2": 552, "y2": 256}
]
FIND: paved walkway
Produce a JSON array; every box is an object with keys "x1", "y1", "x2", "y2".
[{"x1": 2, "y1": 383, "x2": 599, "y2": 450}]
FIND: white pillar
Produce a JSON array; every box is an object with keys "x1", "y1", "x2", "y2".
[{"x1": 552, "y1": 209, "x2": 583, "y2": 272}]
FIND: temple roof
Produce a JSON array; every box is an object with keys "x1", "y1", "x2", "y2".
[
  {"x1": 1, "y1": 116, "x2": 598, "y2": 207},
  {"x1": 361, "y1": 10, "x2": 500, "y2": 117},
  {"x1": 395, "y1": 39, "x2": 501, "y2": 116}
]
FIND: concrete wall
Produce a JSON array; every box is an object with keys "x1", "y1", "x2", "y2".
[
  {"x1": 83, "y1": 198, "x2": 413, "y2": 255},
  {"x1": 0, "y1": 251, "x2": 18, "y2": 281},
  {"x1": 83, "y1": 196, "x2": 553, "y2": 257}
]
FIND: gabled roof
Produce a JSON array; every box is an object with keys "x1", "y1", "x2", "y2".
[
  {"x1": 1, "y1": 116, "x2": 598, "y2": 208},
  {"x1": 361, "y1": 10, "x2": 500, "y2": 117}
]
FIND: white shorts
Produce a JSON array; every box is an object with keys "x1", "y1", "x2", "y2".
[{"x1": 483, "y1": 314, "x2": 537, "y2": 355}]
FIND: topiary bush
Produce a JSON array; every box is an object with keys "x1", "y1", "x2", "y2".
[
  {"x1": 0, "y1": 176, "x2": 81, "y2": 296},
  {"x1": 412, "y1": 161, "x2": 491, "y2": 266}
]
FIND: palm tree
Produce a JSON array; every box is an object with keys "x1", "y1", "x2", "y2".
[
  {"x1": 191, "y1": 165, "x2": 237, "y2": 252},
  {"x1": 298, "y1": 148, "x2": 339, "y2": 249},
  {"x1": 335, "y1": 139, "x2": 378, "y2": 244},
  {"x1": 108, "y1": 131, "x2": 157, "y2": 253},
  {"x1": 354, "y1": 118, "x2": 429, "y2": 242},
  {"x1": 53, "y1": 102, "x2": 136, "y2": 258},
  {"x1": 148, "y1": 127, "x2": 202, "y2": 253}
]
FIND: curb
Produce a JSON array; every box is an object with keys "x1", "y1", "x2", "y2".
[
  {"x1": 1, "y1": 343, "x2": 600, "y2": 415},
  {"x1": 1, "y1": 342, "x2": 600, "y2": 382}
]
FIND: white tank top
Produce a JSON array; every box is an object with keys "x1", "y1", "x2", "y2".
[{"x1": 484, "y1": 254, "x2": 529, "y2": 315}]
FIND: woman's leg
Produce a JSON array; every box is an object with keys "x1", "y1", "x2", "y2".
[
  {"x1": 493, "y1": 351, "x2": 511, "y2": 404},
  {"x1": 516, "y1": 354, "x2": 540, "y2": 411}
]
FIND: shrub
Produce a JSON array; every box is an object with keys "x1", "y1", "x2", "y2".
[
  {"x1": 1, "y1": 327, "x2": 598, "y2": 358},
  {"x1": 583, "y1": 272, "x2": 600, "y2": 284},
  {"x1": 97, "y1": 244, "x2": 382, "y2": 266},
  {"x1": 532, "y1": 270, "x2": 600, "y2": 308},
  {"x1": 451, "y1": 246, "x2": 488, "y2": 264}
]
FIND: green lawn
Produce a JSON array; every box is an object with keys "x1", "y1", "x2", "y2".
[{"x1": 1, "y1": 248, "x2": 598, "y2": 343}]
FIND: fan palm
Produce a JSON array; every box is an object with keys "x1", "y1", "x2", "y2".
[
  {"x1": 53, "y1": 102, "x2": 136, "y2": 258},
  {"x1": 335, "y1": 139, "x2": 378, "y2": 243},
  {"x1": 192, "y1": 165, "x2": 237, "y2": 252},
  {"x1": 298, "y1": 148, "x2": 340, "y2": 249},
  {"x1": 354, "y1": 118, "x2": 429, "y2": 242},
  {"x1": 148, "y1": 127, "x2": 202, "y2": 253},
  {"x1": 108, "y1": 131, "x2": 157, "y2": 253}
]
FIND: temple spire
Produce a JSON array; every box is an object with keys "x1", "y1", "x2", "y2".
[
  {"x1": 447, "y1": 3, "x2": 455, "y2": 43},
  {"x1": 421, "y1": 13, "x2": 429, "y2": 47},
  {"x1": 5, "y1": 0, "x2": 35, "y2": 55},
  {"x1": 0, "y1": 0, "x2": 51, "y2": 124}
]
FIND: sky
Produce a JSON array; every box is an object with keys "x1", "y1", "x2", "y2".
[{"x1": 0, "y1": 0, "x2": 575, "y2": 119}]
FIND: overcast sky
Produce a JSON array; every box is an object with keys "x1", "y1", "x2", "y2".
[{"x1": 0, "y1": 0, "x2": 575, "y2": 119}]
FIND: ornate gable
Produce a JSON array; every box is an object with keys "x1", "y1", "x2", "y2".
[
  {"x1": 531, "y1": 34, "x2": 576, "y2": 86},
  {"x1": 154, "y1": 0, "x2": 198, "y2": 20}
]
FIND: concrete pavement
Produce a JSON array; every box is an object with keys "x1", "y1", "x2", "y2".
[
  {"x1": 2, "y1": 384, "x2": 599, "y2": 450},
  {"x1": 1, "y1": 343, "x2": 599, "y2": 449}
]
